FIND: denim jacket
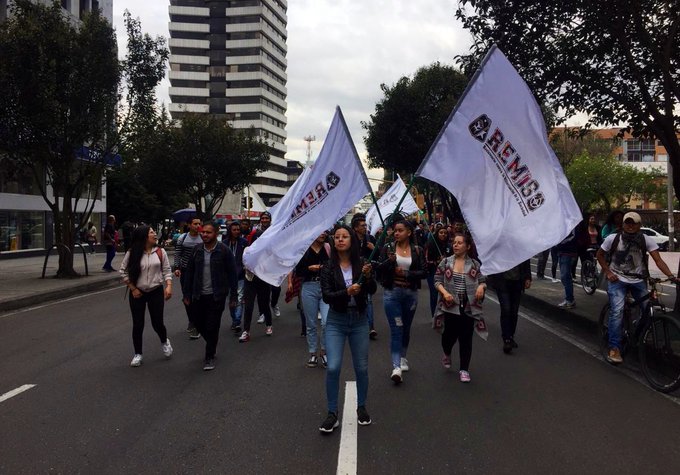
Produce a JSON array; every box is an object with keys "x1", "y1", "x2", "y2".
[{"x1": 182, "y1": 242, "x2": 238, "y2": 302}]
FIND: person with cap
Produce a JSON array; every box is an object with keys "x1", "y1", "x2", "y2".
[
  {"x1": 225, "y1": 220, "x2": 248, "y2": 334},
  {"x1": 596, "y1": 211, "x2": 678, "y2": 365}
]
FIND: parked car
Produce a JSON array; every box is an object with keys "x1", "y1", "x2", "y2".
[{"x1": 641, "y1": 227, "x2": 678, "y2": 251}]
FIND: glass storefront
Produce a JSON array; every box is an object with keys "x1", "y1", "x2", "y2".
[{"x1": 0, "y1": 211, "x2": 45, "y2": 251}]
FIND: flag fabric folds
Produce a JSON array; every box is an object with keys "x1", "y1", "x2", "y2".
[
  {"x1": 269, "y1": 165, "x2": 312, "y2": 224},
  {"x1": 365, "y1": 174, "x2": 420, "y2": 236},
  {"x1": 416, "y1": 45, "x2": 582, "y2": 275},
  {"x1": 243, "y1": 107, "x2": 371, "y2": 286}
]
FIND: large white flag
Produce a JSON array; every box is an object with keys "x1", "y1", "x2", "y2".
[
  {"x1": 416, "y1": 45, "x2": 581, "y2": 275},
  {"x1": 365, "y1": 175, "x2": 420, "y2": 235},
  {"x1": 269, "y1": 165, "x2": 312, "y2": 224},
  {"x1": 243, "y1": 107, "x2": 371, "y2": 286}
]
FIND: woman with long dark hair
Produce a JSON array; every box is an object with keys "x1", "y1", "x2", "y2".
[
  {"x1": 319, "y1": 225, "x2": 376, "y2": 433},
  {"x1": 377, "y1": 216, "x2": 426, "y2": 383},
  {"x1": 425, "y1": 223, "x2": 453, "y2": 318},
  {"x1": 120, "y1": 225, "x2": 173, "y2": 367}
]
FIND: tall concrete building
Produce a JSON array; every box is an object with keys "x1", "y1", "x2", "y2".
[{"x1": 168, "y1": 0, "x2": 289, "y2": 208}]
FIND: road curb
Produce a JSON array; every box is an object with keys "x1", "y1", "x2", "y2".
[
  {"x1": 0, "y1": 277, "x2": 123, "y2": 313},
  {"x1": 519, "y1": 292, "x2": 599, "y2": 334}
]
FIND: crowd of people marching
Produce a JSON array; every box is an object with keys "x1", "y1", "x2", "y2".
[{"x1": 116, "y1": 208, "x2": 678, "y2": 433}]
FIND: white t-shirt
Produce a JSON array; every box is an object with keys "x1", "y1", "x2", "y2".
[
  {"x1": 341, "y1": 265, "x2": 356, "y2": 307},
  {"x1": 600, "y1": 233, "x2": 658, "y2": 284}
]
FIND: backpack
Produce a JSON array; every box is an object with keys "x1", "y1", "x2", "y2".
[{"x1": 606, "y1": 232, "x2": 649, "y2": 278}]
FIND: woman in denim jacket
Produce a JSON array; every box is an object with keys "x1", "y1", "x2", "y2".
[{"x1": 434, "y1": 233, "x2": 486, "y2": 383}]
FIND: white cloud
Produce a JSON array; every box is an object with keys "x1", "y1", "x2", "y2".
[{"x1": 113, "y1": 0, "x2": 471, "y2": 184}]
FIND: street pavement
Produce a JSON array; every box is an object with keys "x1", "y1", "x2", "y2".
[{"x1": 2, "y1": 257, "x2": 680, "y2": 473}]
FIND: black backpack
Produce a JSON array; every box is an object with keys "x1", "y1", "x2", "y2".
[{"x1": 606, "y1": 232, "x2": 649, "y2": 278}]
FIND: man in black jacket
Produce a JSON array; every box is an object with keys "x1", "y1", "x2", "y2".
[{"x1": 182, "y1": 221, "x2": 238, "y2": 371}]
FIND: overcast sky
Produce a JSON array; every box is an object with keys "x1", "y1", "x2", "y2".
[{"x1": 112, "y1": 1, "x2": 472, "y2": 183}]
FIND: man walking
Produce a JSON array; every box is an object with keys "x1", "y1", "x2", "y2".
[
  {"x1": 182, "y1": 221, "x2": 238, "y2": 371},
  {"x1": 173, "y1": 217, "x2": 203, "y2": 339},
  {"x1": 225, "y1": 220, "x2": 247, "y2": 333},
  {"x1": 352, "y1": 213, "x2": 378, "y2": 339},
  {"x1": 102, "y1": 215, "x2": 116, "y2": 272}
]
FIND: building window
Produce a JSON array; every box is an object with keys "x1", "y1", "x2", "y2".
[{"x1": 0, "y1": 210, "x2": 45, "y2": 251}]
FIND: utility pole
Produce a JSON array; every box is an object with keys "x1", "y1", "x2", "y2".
[
  {"x1": 304, "y1": 135, "x2": 316, "y2": 167},
  {"x1": 668, "y1": 161, "x2": 674, "y2": 251}
]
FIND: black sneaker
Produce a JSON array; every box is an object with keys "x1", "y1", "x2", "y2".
[
  {"x1": 231, "y1": 324, "x2": 242, "y2": 334},
  {"x1": 203, "y1": 358, "x2": 215, "y2": 371},
  {"x1": 307, "y1": 355, "x2": 318, "y2": 368},
  {"x1": 320, "y1": 354, "x2": 328, "y2": 369},
  {"x1": 357, "y1": 406, "x2": 372, "y2": 426},
  {"x1": 189, "y1": 328, "x2": 200, "y2": 340},
  {"x1": 369, "y1": 329, "x2": 378, "y2": 340},
  {"x1": 510, "y1": 338, "x2": 518, "y2": 349},
  {"x1": 503, "y1": 339, "x2": 513, "y2": 354},
  {"x1": 319, "y1": 412, "x2": 339, "y2": 433}
]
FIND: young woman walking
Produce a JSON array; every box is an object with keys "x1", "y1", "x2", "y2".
[
  {"x1": 120, "y1": 225, "x2": 173, "y2": 367},
  {"x1": 319, "y1": 225, "x2": 376, "y2": 433},
  {"x1": 434, "y1": 233, "x2": 486, "y2": 382},
  {"x1": 377, "y1": 216, "x2": 426, "y2": 383}
]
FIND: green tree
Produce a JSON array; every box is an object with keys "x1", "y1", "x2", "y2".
[
  {"x1": 456, "y1": 0, "x2": 680, "y2": 198},
  {"x1": 0, "y1": 1, "x2": 167, "y2": 277},
  {"x1": 565, "y1": 153, "x2": 665, "y2": 212},
  {"x1": 550, "y1": 128, "x2": 618, "y2": 167},
  {"x1": 362, "y1": 63, "x2": 469, "y2": 222},
  {"x1": 159, "y1": 113, "x2": 270, "y2": 219}
]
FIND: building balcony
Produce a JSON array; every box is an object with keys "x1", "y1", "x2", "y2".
[
  {"x1": 231, "y1": 119, "x2": 287, "y2": 138},
  {"x1": 224, "y1": 71, "x2": 287, "y2": 95},
  {"x1": 169, "y1": 71, "x2": 210, "y2": 81},
  {"x1": 226, "y1": 103, "x2": 287, "y2": 124},
  {"x1": 169, "y1": 38, "x2": 210, "y2": 49},
  {"x1": 257, "y1": 169, "x2": 289, "y2": 182},
  {"x1": 169, "y1": 5, "x2": 209, "y2": 17},
  {"x1": 168, "y1": 21, "x2": 209, "y2": 33},
  {"x1": 169, "y1": 54, "x2": 210, "y2": 66},
  {"x1": 226, "y1": 88, "x2": 287, "y2": 109},
  {"x1": 224, "y1": 38, "x2": 287, "y2": 63},
  {"x1": 169, "y1": 87, "x2": 209, "y2": 97},
  {"x1": 169, "y1": 103, "x2": 209, "y2": 114}
]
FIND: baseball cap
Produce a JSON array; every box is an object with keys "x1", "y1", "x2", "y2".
[{"x1": 623, "y1": 211, "x2": 642, "y2": 224}]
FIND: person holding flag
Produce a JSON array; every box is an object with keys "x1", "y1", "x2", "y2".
[{"x1": 376, "y1": 216, "x2": 426, "y2": 383}]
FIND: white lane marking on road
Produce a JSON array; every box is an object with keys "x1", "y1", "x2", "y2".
[
  {"x1": 337, "y1": 381, "x2": 358, "y2": 475},
  {"x1": 0, "y1": 384, "x2": 36, "y2": 403},
  {"x1": 0, "y1": 286, "x2": 122, "y2": 319},
  {"x1": 487, "y1": 295, "x2": 680, "y2": 406}
]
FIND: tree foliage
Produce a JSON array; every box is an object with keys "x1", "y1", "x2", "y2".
[
  {"x1": 362, "y1": 63, "x2": 469, "y2": 222},
  {"x1": 0, "y1": 1, "x2": 167, "y2": 276},
  {"x1": 565, "y1": 153, "x2": 665, "y2": 212},
  {"x1": 549, "y1": 128, "x2": 617, "y2": 167},
  {"x1": 456, "y1": 0, "x2": 680, "y2": 198}
]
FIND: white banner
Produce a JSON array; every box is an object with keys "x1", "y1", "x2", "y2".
[
  {"x1": 365, "y1": 175, "x2": 420, "y2": 235},
  {"x1": 243, "y1": 107, "x2": 371, "y2": 286},
  {"x1": 416, "y1": 45, "x2": 581, "y2": 275},
  {"x1": 269, "y1": 165, "x2": 312, "y2": 224}
]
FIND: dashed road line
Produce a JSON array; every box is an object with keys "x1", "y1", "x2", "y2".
[
  {"x1": 0, "y1": 384, "x2": 36, "y2": 404},
  {"x1": 337, "y1": 381, "x2": 358, "y2": 475}
]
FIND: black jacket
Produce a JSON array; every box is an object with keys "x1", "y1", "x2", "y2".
[
  {"x1": 182, "y1": 242, "x2": 238, "y2": 302},
  {"x1": 321, "y1": 259, "x2": 377, "y2": 313},
  {"x1": 376, "y1": 243, "x2": 427, "y2": 290}
]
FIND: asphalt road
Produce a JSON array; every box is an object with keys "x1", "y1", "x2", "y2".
[{"x1": 2, "y1": 282, "x2": 680, "y2": 474}]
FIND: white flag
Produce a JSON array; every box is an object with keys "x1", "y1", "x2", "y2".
[
  {"x1": 416, "y1": 45, "x2": 581, "y2": 275},
  {"x1": 243, "y1": 107, "x2": 371, "y2": 286},
  {"x1": 365, "y1": 175, "x2": 420, "y2": 236},
  {"x1": 269, "y1": 165, "x2": 312, "y2": 224}
]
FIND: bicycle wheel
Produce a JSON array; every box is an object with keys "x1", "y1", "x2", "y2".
[
  {"x1": 581, "y1": 260, "x2": 598, "y2": 295},
  {"x1": 639, "y1": 314, "x2": 680, "y2": 393}
]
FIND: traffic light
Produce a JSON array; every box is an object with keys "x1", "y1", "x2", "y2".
[
  {"x1": 247, "y1": 197, "x2": 253, "y2": 209},
  {"x1": 241, "y1": 197, "x2": 247, "y2": 209}
]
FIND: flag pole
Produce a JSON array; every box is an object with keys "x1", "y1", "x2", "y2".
[
  {"x1": 369, "y1": 190, "x2": 386, "y2": 228},
  {"x1": 358, "y1": 175, "x2": 416, "y2": 284}
]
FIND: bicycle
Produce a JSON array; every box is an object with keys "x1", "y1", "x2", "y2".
[
  {"x1": 598, "y1": 277, "x2": 680, "y2": 393},
  {"x1": 580, "y1": 247, "x2": 600, "y2": 295}
]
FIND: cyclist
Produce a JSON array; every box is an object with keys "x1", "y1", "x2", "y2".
[{"x1": 596, "y1": 212, "x2": 677, "y2": 364}]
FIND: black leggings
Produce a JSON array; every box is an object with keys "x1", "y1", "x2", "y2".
[
  {"x1": 243, "y1": 276, "x2": 272, "y2": 330},
  {"x1": 129, "y1": 286, "x2": 167, "y2": 354},
  {"x1": 441, "y1": 312, "x2": 475, "y2": 371}
]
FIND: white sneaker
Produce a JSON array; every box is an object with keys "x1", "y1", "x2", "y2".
[
  {"x1": 557, "y1": 300, "x2": 575, "y2": 308},
  {"x1": 130, "y1": 354, "x2": 143, "y2": 367},
  {"x1": 551, "y1": 278, "x2": 560, "y2": 283},
  {"x1": 400, "y1": 357, "x2": 410, "y2": 372},
  {"x1": 162, "y1": 338, "x2": 173, "y2": 358},
  {"x1": 272, "y1": 306, "x2": 281, "y2": 318},
  {"x1": 257, "y1": 313, "x2": 265, "y2": 324},
  {"x1": 391, "y1": 367, "x2": 403, "y2": 383}
]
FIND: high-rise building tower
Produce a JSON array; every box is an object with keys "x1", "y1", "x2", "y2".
[{"x1": 168, "y1": 0, "x2": 289, "y2": 208}]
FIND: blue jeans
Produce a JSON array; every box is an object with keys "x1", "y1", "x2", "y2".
[
  {"x1": 229, "y1": 279, "x2": 244, "y2": 325},
  {"x1": 103, "y1": 245, "x2": 116, "y2": 270},
  {"x1": 366, "y1": 294, "x2": 374, "y2": 330},
  {"x1": 301, "y1": 281, "x2": 329, "y2": 354},
  {"x1": 607, "y1": 279, "x2": 648, "y2": 350},
  {"x1": 559, "y1": 254, "x2": 575, "y2": 302},
  {"x1": 325, "y1": 308, "x2": 369, "y2": 413},
  {"x1": 383, "y1": 287, "x2": 418, "y2": 369}
]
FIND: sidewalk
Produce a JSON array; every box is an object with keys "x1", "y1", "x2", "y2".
[{"x1": 0, "y1": 250, "x2": 126, "y2": 312}]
